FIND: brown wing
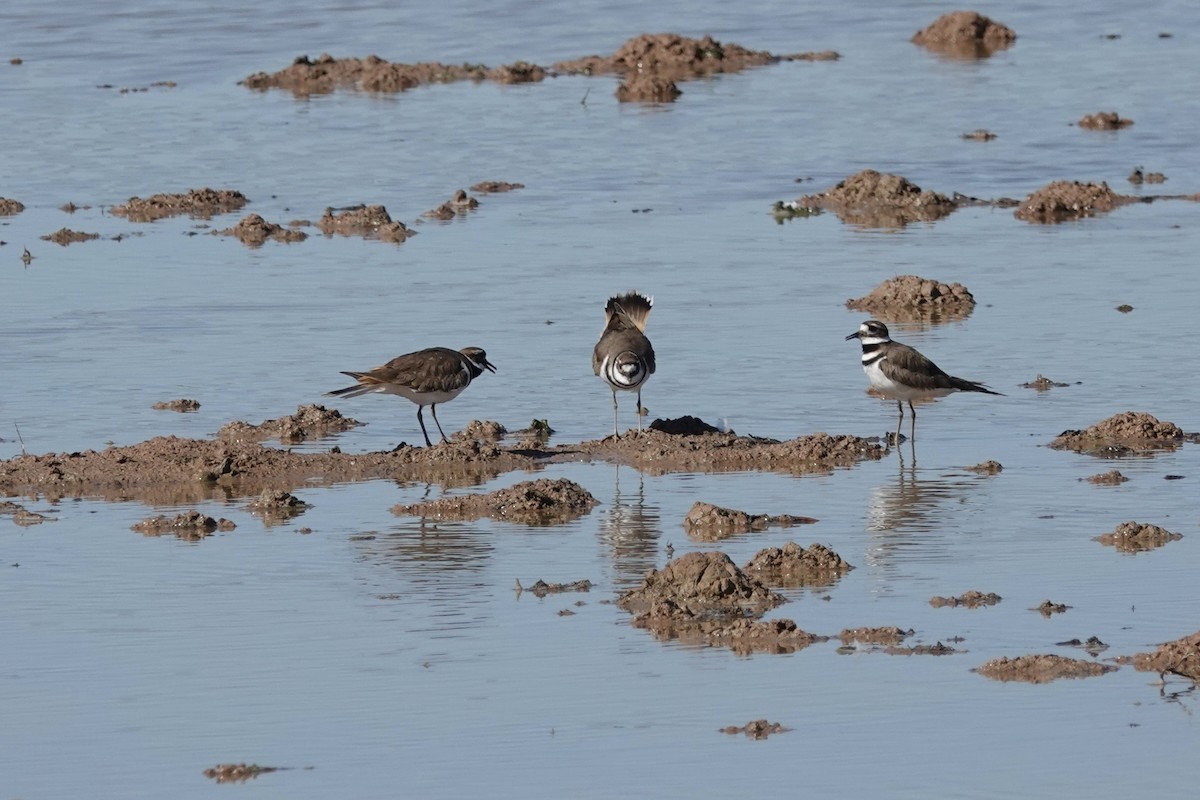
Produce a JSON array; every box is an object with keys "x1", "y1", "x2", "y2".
[
  {"x1": 878, "y1": 343, "x2": 959, "y2": 392},
  {"x1": 361, "y1": 347, "x2": 469, "y2": 393}
]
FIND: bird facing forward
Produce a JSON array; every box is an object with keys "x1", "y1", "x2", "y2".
[
  {"x1": 593, "y1": 292, "x2": 656, "y2": 437},
  {"x1": 326, "y1": 346, "x2": 496, "y2": 447}
]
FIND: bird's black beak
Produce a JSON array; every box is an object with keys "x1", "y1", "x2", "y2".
[
  {"x1": 483, "y1": 358, "x2": 497, "y2": 373},
  {"x1": 845, "y1": 331, "x2": 861, "y2": 341}
]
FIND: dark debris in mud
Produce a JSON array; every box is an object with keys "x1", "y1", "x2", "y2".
[
  {"x1": 683, "y1": 501, "x2": 817, "y2": 540},
  {"x1": 1058, "y1": 637, "x2": 1109, "y2": 657}
]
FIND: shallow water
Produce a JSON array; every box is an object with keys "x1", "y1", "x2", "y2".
[{"x1": 3, "y1": 1, "x2": 1200, "y2": 797}]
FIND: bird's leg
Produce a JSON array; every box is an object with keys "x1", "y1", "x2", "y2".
[
  {"x1": 636, "y1": 388, "x2": 644, "y2": 432},
  {"x1": 611, "y1": 389, "x2": 620, "y2": 438},
  {"x1": 430, "y1": 403, "x2": 450, "y2": 444},
  {"x1": 908, "y1": 401, "x2": 917, "y2": 442},
  {"x1": 416, "y1": 406, "x2": 434, "y2": 448},
  {"x1": 894, "y1": 400, "x2": 904, "y2": 446}
]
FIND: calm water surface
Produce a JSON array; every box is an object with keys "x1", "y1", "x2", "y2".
[{"x1": 2, "y1": 1, "x2": 1199, "y2": 798}]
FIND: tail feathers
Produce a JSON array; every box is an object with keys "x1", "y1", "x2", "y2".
[
  {"x1": 325, "y1": 372, "x2": 379, "y2": 398},
  {"x1": 951, "y1": 377, "x2": 1004, "y2": 396},
  {"x1": 604, "y1": 292, "x2": 653, "y2": 333}
]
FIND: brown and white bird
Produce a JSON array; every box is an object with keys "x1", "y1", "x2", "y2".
[
  {"x1": 593, "y1": 292, "x2": 656, "y2": 437},
  {"x1": 846, "y1": 320, "x2": 1001, "y2": 440},
  {"x1": 326, "y1": 346, "x2": 496, "y2": 447}
]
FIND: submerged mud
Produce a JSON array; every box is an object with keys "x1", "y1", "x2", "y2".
[
  {"x1": 391, "y1": 477, "x2": 598, "y2": 525},
  {"x1": 682, "y1": 501, "x2": 817, "y2": 540},
  {"x1": 930, "y1": 590, "x2": 1002, "y2": 609},
  {"x1": 1094, "y1": 521, "x2": 1182, "y2": 554},
  {"x1": 973, "y1": 654, "x2": 1117, "y2": 683}
]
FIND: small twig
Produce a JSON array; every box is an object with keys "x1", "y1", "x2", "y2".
[
  {"x1": 14, "y1": 423, "x2": 26, "y2": 455},
  {"x1": 580, "y1": 88, "x2": 590, "y2": 107}
]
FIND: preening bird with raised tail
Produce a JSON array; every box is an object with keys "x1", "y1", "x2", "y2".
[{"x1": 593, "y1": 292, "x2": 656, "y2": 438}]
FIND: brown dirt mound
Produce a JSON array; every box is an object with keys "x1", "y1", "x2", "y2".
[
  {"x1": 1086, "y1": 469, "x2": 1128, "y2": 485},
  {"x1": 0, "y1": 197, "x2": 25, "y2": 216},
  {"x1": 1094, "y1": 521, "x2": 1182, "y2": 553},
  {"x1": 846, "y1": 274, "x2": 976, "y2": 322},
  {"x1": 1014, "y1": 180, "x2": 1126, "y2": 223},
  {"x1": 153, "y1": 398, "x2": 201, "y2": 412},
  {"x1": 218, "y1": 404, "x2": 363, "y2": 445},
  {"x1": 930, "y1": 590, "x2": 1001, "y2": 608},
  {"x1": 219, "y1": 213, "x2": 307, "y2": 246},
  {"x1": 683, "y1": 502, "x2": 817, "y2": 540},
  {"x1": 974, "y1": 654, "x2": 1117, "y2": 683},
  {"x1": 786, "y1": 170, "x2": 958, "y2": 227},
  {"x1": 203, "y1": 764, "x2": 279, "y2": 784},
  {"x1": 911, "y1": 11, "x2": 1017, "y2": 57},
  {"x1": 132, "y1": 511, "x2": 236, "y2": 539},
  {"x1": 1131, "y1": 630, "x2": 1200, "y2": 680},
  {"x1": 470, "y1": 181, "x2": 525, "y2": 193},
  {"x1": 518, "y1": 578, "x2": 592, "y2": 597},
  {"x1": 424, "y1": 188, "x2": 479, "y2": 220},
  {"x1": 240, "y1": 53, "x2": 544, "y2": 96},
  {"x1": 1033, "y1": 600, "x2": 1071, "y2": 616},
  {"x1": 0, "y1": 500, "x2": 54, "y2": 526},
  {"x1": 616, "y1": 74, "x2": 682, "y2": 103},
  {"x1": 454, "y1": 419, "x2": 507, "y2": 442},
  {"x1": 41, "y1": 228, "x2": 100, "y2": 245},
  {"x1": 1050, "y1": 411, "x2": 1184, "y2": 455},
  {"x1": 720, "y1": 720, "x2": 789, "y2": 739},
  {"x1": 248, "y1": 489, "x2": 311, "y2": 525},
  {"x1": 317, "y1": 205, "x2": 414, "y2": 242},
  {"x1": 1021, "y1": 374, "x2": 1070, "y2": 391},
  {"x1": 964, "y1": 460, "x2": 1003, "y2": 474},
  {"x1": 111, "y1": 188, "x2": 248, "y2": 222},
  {"x1": 1078, "y1": 111, "x2": 1133, "y2": 130},
  {"x1": 744, "y1": 542, "x2": 853, "y2": 587},
  {"x1": 391, "y1": 477, "x2": 598, "y2": 525},
  {"x1": 839, "y1": 626, "x2": 912, "y2": 646},
  {"x1": 573, "y1": 429, "x2": 886, "y2": 475},
  {"x1": 618, "y1": 551, "x2": 785, "y2": 615}
]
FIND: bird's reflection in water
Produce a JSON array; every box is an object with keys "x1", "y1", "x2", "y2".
[
  {"x1": 599, "y1": 465, "x2": 662, "y2": 589},
  {"x1": 865, "y1": 445, "x2": 982, "y2": 574}
]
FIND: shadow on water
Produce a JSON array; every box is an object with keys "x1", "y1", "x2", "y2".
[{"x1": 598, "y1": 465, "x2": 662, "y2": 589}]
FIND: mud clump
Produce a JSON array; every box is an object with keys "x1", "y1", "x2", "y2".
[
  {"x1": 962, "y1": 129, "x2": 997, "y2": 141},
  {"x1": 648, "y1": 415, "x2": 722, "y2": 435},
  {"x1": 839, "y1": 627, "x2": 912, "y2": 646},
  {"x1": 392, "y1": 477, "x2": 597, "y2": 525},
  {"x1": 1128, "y1": 168, "x2": 1166, "y2": 185},
  {"x1": 0, "y1": 197, "x2": 25, "y2": 216},
  {"x1": 720, "y1": 720, "x2": 789, "y2": 739},
  {"x1": 219, "y1": 213, "x2": 307, "y2": 246},
  {"x1": 846, "y1": 274, "x2": 976, "y2": 322},
  {"x1": 1086, "y1": 469, "x2": 1128, "y2": 485},
  {"x1": 219, "y1": 404, "x2": 363, "y2": 445},
  {"x1": 616, "y1": 74, "x2": 682, "y2": 103},
  {"x1": 1033, "y1": 600, "x2": 1071, "y2": 617},
  {"x1": 744, "y1": 542, "x2": 853, "y2": 587},
  {"x1": 974, "y1": 654, "x2": 1117, "y2": 684},
  {"x1": 454, "y1": 419, "x2": 507, "y2": 442},
  {"x1": 518, "y1": 578, "x2": 592, "y2": 597},
  {"x1": 111, "y1": 188, "x2": 248, "y2": 222},
  {"x1": 912, "y1": 11, "x2": 1017, "y2": 57},
  {"x1": 1131, "y1": 630, "x2": 1200, "y2": 680},
  {"x1": 317, "y1": 205, "x2": 414, "y2": 243},
  {"x1": 1021, "y1": 374, "x2": 1070, "y2": 391},
  {"x1": 964, "y1": 460, "x2": 1003, "y2": 474},
  {"x1": 578, "y1": 429, "x2": 886, "y2": 475},
  {"x1": 0, "y1": 500, "x2": 54, "y2": 526},
  {"x1": 248, "y1": 489, "x2": 311, "y2": 525},
  {"x1": 41, "y1": 228, "x2": 100, "y2": 246},
  {"x1": 683, "y1": 501, "x2": 817, "y2": 540},
  {"x1": 1078, "y1": 111, "x2": 1133, "y2": 130},
  {"x1": 782, "y1": 170, "x2": 958, "y2": 227},
  {"x1": 930, "y1": 590, "x2": 1001, "y2": 608},
  {"x1": 241, "y1": 53, "x2": 543, "y2": 97},
  {"x1": 1050, "y1": 411, "x2": 1184, "y2": 456},
  {"x1": 132, "y1": 510, "x2": 236, "y2": 540},
  {"x1": 424, "y1": 188, "x2": 479, "y2": 220},
  {"x1": 1094, "y1": 521, "x2": 1182, "y2": 554},
  {"x1": 203, "y1": 764, "x2": 279, "y2": 784},
  {"x1": 470, "y1": 181, "x2": 524, "y2": 194},
  {"x1": 153, "y1": 398, "x2": 201, "y2": 413},
  {"x1": 1014, "y1": 180, "x2": 1125, "y2": 223}
]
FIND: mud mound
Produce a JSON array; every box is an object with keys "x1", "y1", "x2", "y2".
[
  {"x1": 454, "y1": 419, "x2": 507, "y2": 442},
  {"x1": 1050, "y1": 411, "x2": 1184, "y2": 456},
  {"x1": 648, "y1": 415, "x2": 722, "y2": 435},
  {"x1": 930, "y1": 590, "x2": 1001, "y2": 608},
  {"x1": 744, "y1": 542, "x2": 853, "y2": 587},
  {"x1": 219, "y1": 213, "x2": 306, "y2": 246},
  {"x1": 0, "y1": 197, "x2": 24, "y2": 215},
  {"x1": 974, "y1": 654, "x2": 1116, "y2": 683},
  {"x1": 616, "y1": 74, "x2": 682, "y2": 103},
  {"x1": 1086, "y1": 469, "x2": 1128, "y2": 485},
  {"x1": 0, "y1": 500, "x2": 54, "y2": 526},
  {"x1": 203, "y1": 764, "x2": 279, "y2": 784},
  {"x1": 619, "y1": 551, "x2": 785, "y2": 614},
  {"x1": 1021, "y1": 374, "x2": 1070, "y2": 391},
  {"x1": 248, "y1": 489, "x2": 311, "y2": 525},
  {"x1": 1014, "y1": 180, "x2": 1125, "y2": 223},
  {"x1": 1078, "y1": 111, "x2": 1133, "y2": 130},
  {"x1": 911, "y1": 11, "x2": 1017, "y2": 57},
  {"x1": 424, "y1": 188, "x2": 479, "y2": 220},
  {"x1": 964, "y1": 460, "x2": 1003, "y2": 474},
  {"x1": 1094, "y1": 521, "x2": 1182, "y2": 553},
  {"x1": 41, "y1": 228, "x2": 100, "y2": 245},
  {"x1": 575, "y1": 429, "x2": 886, "y2": 475},
  {"x1": 1033, "y1": 600, "x2": 1071, "y2": 617},
  {"x1": 470, "y1": 181, "x2": 524, "y2": 193},
  {"x1": 391, "y1": 477, "x2": 598, "y2": 525},
  {"x1": 1128, "y1": 168, "x2": 1166, "y2": 185},
  {"x1": 845, "y1": 274, "x2": 975, "y2": 321},
  {"x1": 1131, "y1": 630, "x2": 1200, "y2": 680},
  {"x1": 241, "y1": 53, "x2": 543, "y2": 96},
  {"x1": 317, "y1": 205, "x2": 414, "y2": 242},
  {"x1": 131, "y1": 511, "x2": 236, "y2": 539},
  {"x1": 111, "y1": 188, "x2": 248, "y2": 222},
  {"x1": 784, "y1": 170, "x2": 958, "y2": 227},
  {"x1": 517, "y1": 578, "x2": 592, "y2": 597},
  {"x1": 720, "y1": 720, "x2": 789, "y2": 739},
  {"x1": 839, "y1": 627, "x2": 912, "y2": 646},
  {"x1": 683, "y1": 502, "x2": 817, "y2": 540},
  {"x1": 219, "y1": 404, "x2": 363, "y2": 445}
]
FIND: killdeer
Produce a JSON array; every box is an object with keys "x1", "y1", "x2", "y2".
[
  {"x1": 593, "y1": 292, "x2": 656, "y2": 437},
  {"x1": 846, "y1": 320, "x2": 1001, "y2": 440},
  {"x1": 326, "y1": 346, "x2": 496, "y2": 447}
]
